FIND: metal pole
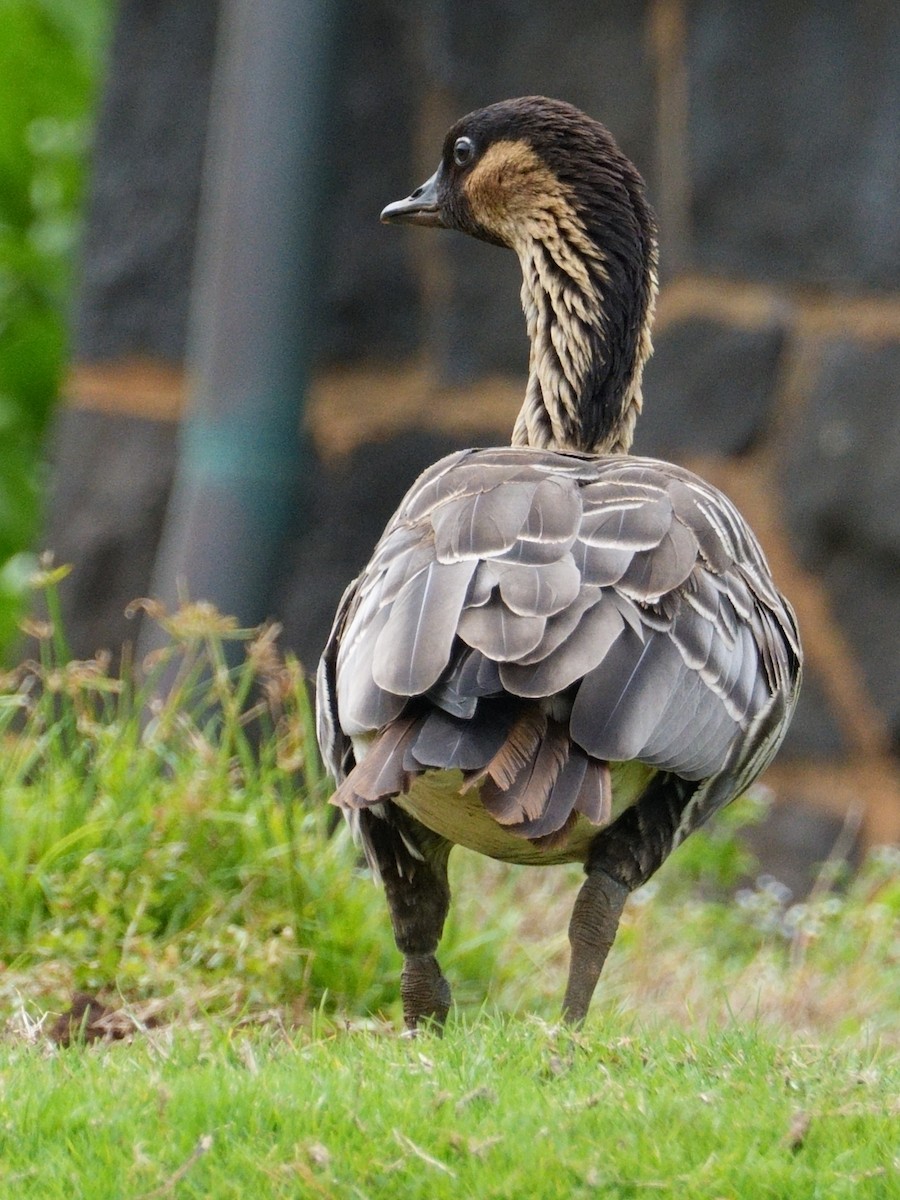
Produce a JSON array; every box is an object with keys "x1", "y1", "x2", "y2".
[{"x1": 141, "y1": 0, "x2": 340, "y2": 656}]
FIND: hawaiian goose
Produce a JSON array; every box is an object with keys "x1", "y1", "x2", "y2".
[{"x1": 316, "y1": 97, "x2": 801, "y2": 1029}]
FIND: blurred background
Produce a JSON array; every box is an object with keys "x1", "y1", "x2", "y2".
[{"x1": 2, "y1": 0, "x2": 898, "y2": 884}]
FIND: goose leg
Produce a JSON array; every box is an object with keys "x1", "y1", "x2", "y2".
[
  {"x1": 562, "y1": 772, "x2": 697, "y2": 1024},
  {"x1": 360, "y1": 808, "x2": 452, "y2": 1032},
  {"x1": 562, "y1": 868, "x2": 629, "y2": 1023},
  {"x1": 390, "y1": 852, "x2": 452, "y2": 1031}
]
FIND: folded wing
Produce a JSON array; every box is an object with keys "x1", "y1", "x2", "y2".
[{"x1": 318, "y1": 447, "x2": 801, "y2": 843}]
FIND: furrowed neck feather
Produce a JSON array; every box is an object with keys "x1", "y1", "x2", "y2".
[{"x1": 509, "y1": 173, "x2": 657, "y2": 456}]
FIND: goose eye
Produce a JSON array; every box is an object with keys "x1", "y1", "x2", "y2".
[{"x1": 453, "y1": 136, "x2": 475, "y2": 167}]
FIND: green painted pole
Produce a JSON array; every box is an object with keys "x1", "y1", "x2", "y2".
[{"x1": 141, "y1": 0, "x2": 340, "y2": 655}]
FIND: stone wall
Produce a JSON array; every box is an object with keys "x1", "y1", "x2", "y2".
[{"x1": 52, "y1": 0, "x2": 900, "y2": 857}]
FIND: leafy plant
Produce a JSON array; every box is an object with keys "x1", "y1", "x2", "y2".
[{"x1": 0, "y1": 0, "x2": 109, "y2": 653}]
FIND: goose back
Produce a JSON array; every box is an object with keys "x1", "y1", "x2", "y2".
[{"x1": 317, "y1": 445, "x2": 801, "y2": 858}]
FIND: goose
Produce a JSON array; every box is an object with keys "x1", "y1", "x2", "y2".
[{"x1": 316, "y1": 97, "x2": 802, "y2": 1030}]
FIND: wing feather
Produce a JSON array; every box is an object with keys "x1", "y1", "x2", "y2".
[
  {"x1": 570, "y1": 537, "x2": 634, "y2": 585},
  {"x1": 432, "y1": 480, "x2": 537, "y2": 561},
  {"x1": 509, "y1": 587, "x2": 604, "y2": 665},
  {"x1": 570, "y1": 628, "x2": 690, "y2": 762},
  {"x1": 410, "y1": 708, "x2": 511, "y2": 771},
  {"x1": 499, "y1": 599, "x2": 625, "y2": 696},
  {"x1": 616, "y1": 518, "x2": 699, "y2": 600},
  {"x1": 372, "y1": 559, "x2": 476, "y2": 694},
  {"x1": 518, "y1": 477, "x2": 582, "y2": 542},
  {"x1": 336, "y1": 601, "x2": 406, "y2": 735},
  {"x1": 458, "y1": 595, "x2": 547, "y2": 661},
  {"x1": 427, "y1": 647, "x2": 502, "y2": 718},
  {"x1": 579, "y1": 492, "x2": 671, "y2": 549},
  {"x1": 495, "y1": 557, "x2": 581, "y2": 617}
]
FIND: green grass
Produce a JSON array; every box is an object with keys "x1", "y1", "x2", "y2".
[
  {"x1": 0, "y1": 581, "x2": 898, "y2": 1196},
  {"x1": 0, "y1": 1018, "x2": 897, "y2": 1199}
]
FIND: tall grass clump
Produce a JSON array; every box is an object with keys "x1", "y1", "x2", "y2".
[{"x1": 0, "y1": 565, "x2": 404, "y2": 1018}]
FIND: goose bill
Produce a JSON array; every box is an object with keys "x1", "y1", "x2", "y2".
[{"x1": 380, "y1": 167, "x2": 444, "y2": 226}]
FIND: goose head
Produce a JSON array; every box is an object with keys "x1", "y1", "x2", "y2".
[{"x1": 382, "y1": 96, "x2": 658, "y2": 455}]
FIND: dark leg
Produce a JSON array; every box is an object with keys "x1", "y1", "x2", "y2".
[
  {"x1": 562, "y1": 772, "x2": 697, "y2": 1024},
  {"x1": 358, "y1": 806, "x2": 453, "y2": 1032},
  {"x1": 562, "y1": 867, "x2": 629, "y2": 1023}
]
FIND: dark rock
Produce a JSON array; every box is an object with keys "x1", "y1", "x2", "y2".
[
  {"x1": 742, "y1": 798, "x2": 857, "y2": 899},
  {"x1": 319, "y1": 0, "x2": 421, "y2": 363},
  {"x1": 778, "y1": 670, "x2": 846, "y2": 761},
  {"x1": 688, "y1": 1, "x2": 900, "y2": 290},
  {"x1": 784, "y1": 338, "x2": 900, "y2": 737},
  {"x1": 633, "y1": 316, "x2": 785, "y2": 458},
  {"x1": 785, "y1": 339, "x2": 900, "y2": 563},
  {"x1": 74, "y1": 0, "x2": 218, "y2": 361},
  {"x1": 43, "y1": 409, "x2": 176, "y2": 659},
  {"x1": 820, "y1": 549, "x2": 900, "y2": 747},
  {"x1": 444, "y1": 0, "x2": 654, "y2": 176}
]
